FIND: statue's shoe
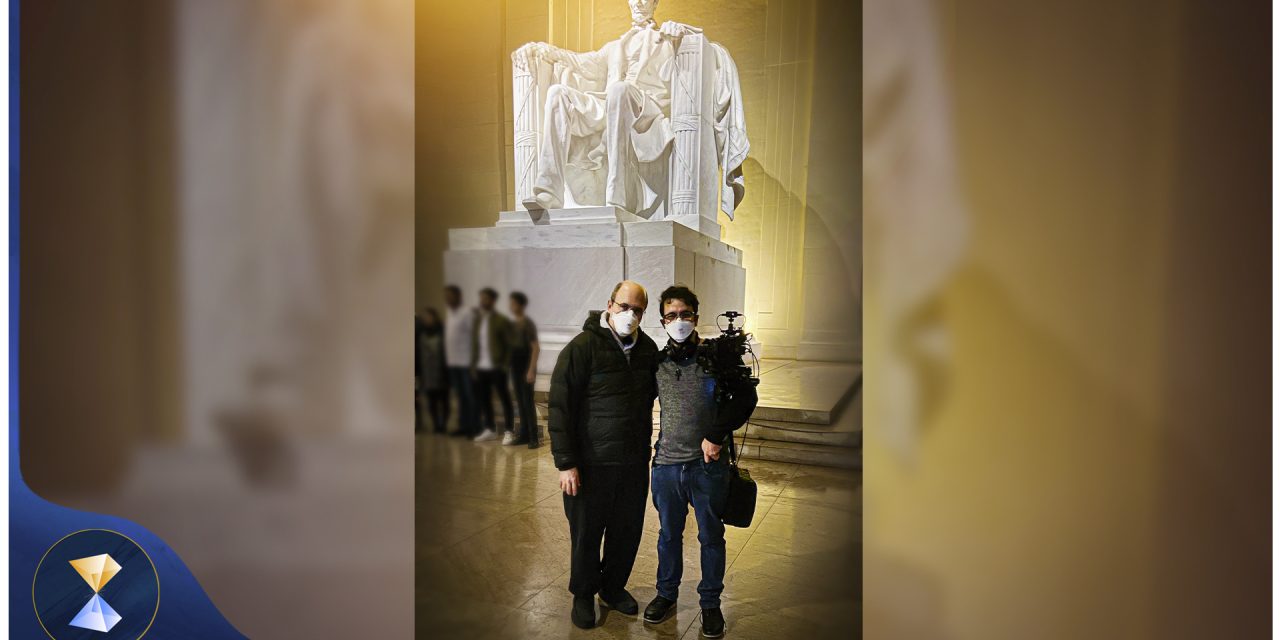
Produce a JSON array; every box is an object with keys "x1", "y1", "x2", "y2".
[{"x1": 523, "y1": 191, "x2": 562, "y2": 211}]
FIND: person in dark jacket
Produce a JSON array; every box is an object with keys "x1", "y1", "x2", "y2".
[
  {"x1": 549, "y1": 280, "x2": 658, "y2": 629},
  {"x1": 642, "y1": 286, "x2": 757, "y2": 638},
  {"x1": 417, "y1": 307, "x2": 449, "y2": 434},
  {"x1": 471, "y1": 287, "x2": 515, "y2": 442},
  {"x1": 508, "y1": 291, "x2": 541, "y2": 448}
]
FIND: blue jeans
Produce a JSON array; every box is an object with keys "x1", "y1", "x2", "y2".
[
  {"x1": 447, "y1": 367, "x2": 478, "y2": 436},
  {"x1": 651, "y1": 456, "x2": 730, "y2": 608}
]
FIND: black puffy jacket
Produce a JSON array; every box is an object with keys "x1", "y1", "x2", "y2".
[{"x1": 548, "y1": 311, "x2": 658, "y2": 470}]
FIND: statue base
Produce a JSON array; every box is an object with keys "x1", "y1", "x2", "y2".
[
  {"x1": 497, "y1": 206, "x2": 645, "y2": 227},
  {"x1": 444, "y1": 207, "x2": 746, "y2": 374}
]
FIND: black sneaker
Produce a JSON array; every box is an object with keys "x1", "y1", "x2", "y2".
[
  {"x1": 571, "y1": 595, "x2": 596, "y2": 629},
  {"x1": 644, "y1": 595, "x2": 677, "y2": 624},
  {"x1": 701, "y1": 607, "x2": 725, "y2": 638},
  {"x1": 599, "y1": 588, "x2": 638, "y2": 615}
]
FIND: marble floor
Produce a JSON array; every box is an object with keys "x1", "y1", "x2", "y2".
[{"x1": 416, "y1": 431, "x2": 862, "y2": 639}]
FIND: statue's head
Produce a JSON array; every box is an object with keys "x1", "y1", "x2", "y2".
[{"x1": 628, "y1": 0, "x2": 658, "y2": 26}]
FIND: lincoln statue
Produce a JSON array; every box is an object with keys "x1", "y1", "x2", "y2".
[{"x1": 512, "y1": 0, "x2": 749, "y2": 221}]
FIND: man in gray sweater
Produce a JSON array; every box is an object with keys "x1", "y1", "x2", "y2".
[{"x1": 643, "y1": 285, "x2": 757, "y2": 638}]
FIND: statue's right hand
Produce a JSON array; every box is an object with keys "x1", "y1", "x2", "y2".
[{"x1": 515, "y1": 42, "x2": 561, "y2": 63}]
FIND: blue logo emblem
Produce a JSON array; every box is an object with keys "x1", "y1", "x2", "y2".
[{"x1": 33, "y1": 530, "x2": 159, "y2": 639}]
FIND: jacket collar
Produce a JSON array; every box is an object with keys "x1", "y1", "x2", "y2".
[{"x1": 586, "y1": 310, "x2": 643, "y2": 354}]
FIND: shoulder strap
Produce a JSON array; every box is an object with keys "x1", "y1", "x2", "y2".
[{"x1": 726, "y1": 426, "x2": 741, "y2": 466}]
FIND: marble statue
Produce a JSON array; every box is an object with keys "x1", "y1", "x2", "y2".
[{"x1": 511, "y1": 0, "x2": 749, "y2": 225}]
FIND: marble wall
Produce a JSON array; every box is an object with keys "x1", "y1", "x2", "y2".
[{"x1": 445, "y1": 217, "x2": 745, "y2": 371}]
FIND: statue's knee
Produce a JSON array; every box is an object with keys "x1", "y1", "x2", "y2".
[
  {"x1": 546, "y1": 84, "x2": 570, "y2": 106},
  {"x1": 605, "y1": 82, "x2": 631, "y2": 105}
]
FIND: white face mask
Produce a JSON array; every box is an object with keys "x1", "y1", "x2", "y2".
[
  {"x1": 611, "y1": 309, "x2": 640, "y2": 337},
  {"x1": 664, "y1": 319, "x2": 695, "y2": 343}
]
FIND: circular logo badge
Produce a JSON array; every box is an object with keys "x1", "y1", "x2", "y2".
[{"x1": 32, "y1": 529, "x2": 159, "y2": 639}]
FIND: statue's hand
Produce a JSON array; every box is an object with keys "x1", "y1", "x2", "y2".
[
  {"x1": 514, "y1": 41, "x2": 565, "y2": 65},
  {"x1": 659, "y1": 21, "x2": 702, "y2": 40}
]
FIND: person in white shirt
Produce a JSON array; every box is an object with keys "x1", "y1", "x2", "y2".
[
  {"x1": 443, "y1": 285, "x2": 479, "y2": 437},
  {"x1": 471, "y1": 288, "x2": 515, "y2": 443}
]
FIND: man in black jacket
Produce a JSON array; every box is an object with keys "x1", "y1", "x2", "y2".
[
  {"x1": 642, "y1": 285, "x2": 757, "y2": 638},
  {"x1": 549, "y1": 280, "x2": 658, "y2": 629}
]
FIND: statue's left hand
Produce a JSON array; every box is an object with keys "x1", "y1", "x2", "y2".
[{"x1": 659, "y1": 21, "x2": 703, "y2": 40}]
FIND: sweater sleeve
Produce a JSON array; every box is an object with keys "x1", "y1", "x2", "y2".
[
  {"x1": 707, "y1": 378, "x2": 758, "y2": 446},
  {"x1": 548, "y1": 338, "x2": 587, "y2": 470}
]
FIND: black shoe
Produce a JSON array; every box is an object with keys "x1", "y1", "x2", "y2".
[
  {"x1": 644, "y1": 595, "x2": 677, "y2": 624},
  {"x1": 571, "y1": 595, "x2": 596, "y2": 629},
  {"x1": 701, "y1": 607, "x2": 725, "y2": 638},
  {"x1": 599, "y1": 588, "x2": 638, "y2": 615}
]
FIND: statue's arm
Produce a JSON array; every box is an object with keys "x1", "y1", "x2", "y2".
[{"x1": 513, "y1": 41, "x2": 605, "y2": 79}]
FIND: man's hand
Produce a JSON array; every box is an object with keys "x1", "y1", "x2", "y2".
[
  {"x1": 526, "y1": 369, "x2": 537, "y2": 385},
  {"x1": 659, "y1": 21, "x2": 702, "y2": 40},
  {"x1": 560, "y1": 468, "x2": 582, "y2": 496},
  {"x1": 701, "y1": 438, "x2": 723, "y2": 463}
]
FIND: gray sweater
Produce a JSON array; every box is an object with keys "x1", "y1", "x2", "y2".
[{"x1": 654, "y1": 350, "x2": 718, "y2": 465}]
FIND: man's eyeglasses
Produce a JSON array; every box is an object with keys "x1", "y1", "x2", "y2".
[
  {"x1": 611, "y1": 300, "x2": 645, "y2": 316},
  {"x1": 662, "y1": 311, "x2": 696, "y2": 322}
]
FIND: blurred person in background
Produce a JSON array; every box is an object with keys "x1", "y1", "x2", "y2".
[
  {"x1": 643, "y1": 285, "x2": 757, "y2": 638},
  {"x1": 444, "y1": 285, "x2": 479, "y2": 438},
  {"x1": 508, "y1": 291, "x2": 541, "y2": 448},
  {"x1": 549, "y1": 280, "x2": 659, "y2": 629},
  {"x1": 416, "y1": 312, "x2": 425, "y2": 433},
  {"x1": 417, "y1": 307, "x2": 449, "y2": 434},
  {"x1": 472, "y1": 287, "x2": 515, "y2": 443}
]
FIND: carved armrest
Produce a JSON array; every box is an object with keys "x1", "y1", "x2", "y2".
[{"x1": 512, "y1": 54, "x2": 551, "y2": 209}]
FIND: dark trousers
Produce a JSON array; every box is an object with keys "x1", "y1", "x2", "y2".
[
  {"x1": 424, "y1": 389, "x2": 449, "y2": 433},
  {"x1": 564, "y1": 463, "x2": 649, "y2": 599},
  {"x1": 414, "y1": 378, "x2": 423, "y2": 432},
  {"x1": 652, "y1": 457, "x2": 730, "y2": 608},
  {"x1": 510, "y1": 354, "x2": 538, "y2": 445},
  {"x1": 447, "y1": 367, "x2": 478, "y2": 436},
  {"x1": 474, "y1": 368, "x2": 514, "y2": 433}
]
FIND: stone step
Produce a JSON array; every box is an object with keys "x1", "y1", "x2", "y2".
[
  {"x1": 750, "y1": 359, "x2": 859, "y2": 425},
  {"x1": 745, "y1": 418, "x2": 861, "y2": 448},
  {"x1": 734, "y1": 437, "x2": 860, "y2": 470},
  {"x1": 745, "y1": 379, "x2": 862, "y2": 448}
]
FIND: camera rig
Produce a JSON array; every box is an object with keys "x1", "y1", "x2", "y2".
[{"x1": 697, "y1": 311, "x2": 760, "y2": 403}]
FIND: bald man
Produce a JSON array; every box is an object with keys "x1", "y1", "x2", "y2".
[{"x1": 548, "y1": 280, "x2": 660, "y2": 628}]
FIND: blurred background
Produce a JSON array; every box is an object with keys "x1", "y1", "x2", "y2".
[
  {"x1": 864, "y1": 0, "x2": 1269, "y2": 638},
  {"x1": 19, "y1": 0, "x2": 414, "y2": 637}
]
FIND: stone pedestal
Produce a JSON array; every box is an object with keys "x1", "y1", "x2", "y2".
[{"x1": 444, "y1": 207, "x2": 746, "y2": 374}]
